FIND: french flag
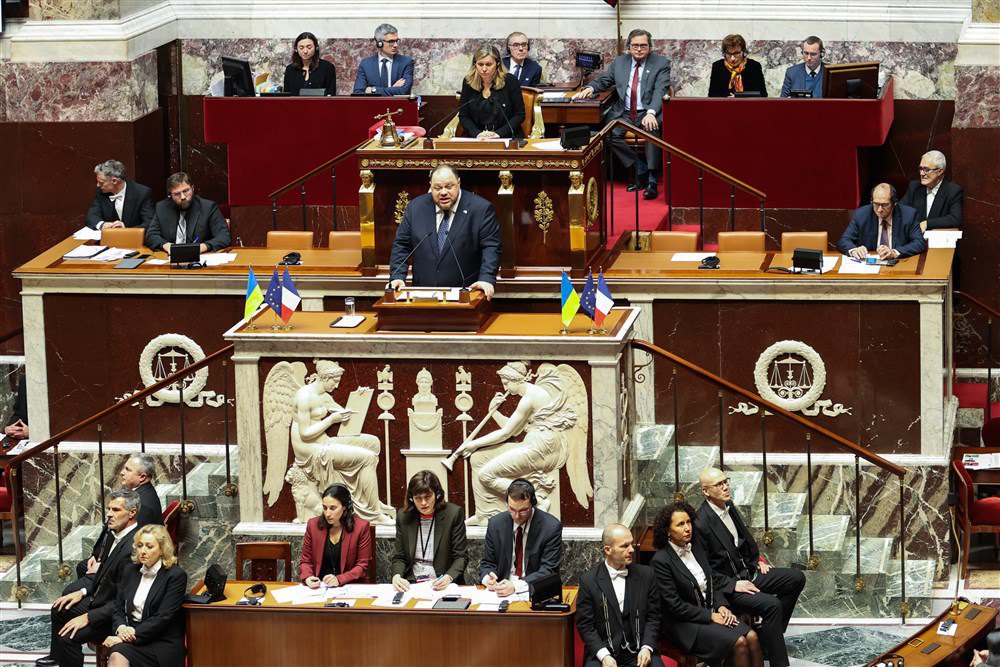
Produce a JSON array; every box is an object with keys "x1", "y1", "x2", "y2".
[{"x1": 280, "y1": 268, "x2": 301, "y2": 323}]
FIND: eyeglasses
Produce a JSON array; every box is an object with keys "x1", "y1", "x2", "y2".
[
  {"x1": 382, "y1": 39, "x2": 400, "y2": 45},
  {"x1": 918, "y1": 166, "x2": 941, "y2": 173},
  {"x1": 508, "y1": 506, "x2": 532, "y2": 517},
  {"x1": 629, "y1": 43, "x2": 650, "y2": 51},
  {"x1": 725, "y1": 51, "x2": 745, "y2": 59},
  {"x1": 706, "y1": 478, "x2": 731, "y2": 489},
  {"x1": 872, "y1": 201, "x2": 893, "y2": 209},
  {"x1": 509, "y1": 42, "x2": 529, "y2": 49},
  {"x1": 169, "y1": 187, "x2": 193, "y2": 199}
]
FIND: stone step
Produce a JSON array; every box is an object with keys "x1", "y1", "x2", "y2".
[
  {"x1": 726, "y1": 470, "x2": 762, "y2": 508},
  {"x1": 634, "y1": 424, "x2": 674, "y2": 461},
  {"x1": 659, "y1": 445, "x2": 720, "y2": 486},
  {"x1": 749, "y1": 492, "x2": 806, "y2": 529},
  {"x1": 794, "y1": 514, "x2": 852, "y2": 571},
  {"x1": 840, "y1": 537, "x2": 895, "y2": 575},
  {"x1": 207, "y1": 455, "x2": 240, "y2": 493}
]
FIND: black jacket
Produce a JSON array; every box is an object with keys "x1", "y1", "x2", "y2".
[
  {"x1": 459, "y1": 76, "x2": 526, "y2": 139},
  {"x1": 576, "y1": 561, "x2": 661, "y2": 661},
  {"x1": 900, "y1": 178, "x2": 963, "y2": 229},
  {"x1": 112, "y1": 563, "x2": 188, "y2": 666},
  {"x1": 651, "y1": 541, "x2": 730, "y2": 652},
  {"x1": 708, "y1": 58, "x2": 768, "y2": 97},
  {"x1": 283, "y1": 58, "x2": 337, "y2": 96},
  {"x1": 479, "y1": 507, "x2": 562, "y2": 584},
  {"x1": 85, "y1": 180, "x2": 154, "y2": 230},
  {"x1": 145, "y1": 195, "x2": 231, "y2": 252},
  {"x1": 65, "y1": 523, "x2": 139, "y2": 628},
  {"x1": 694, "y1": 500, "x2": 758, "y2": 591}
]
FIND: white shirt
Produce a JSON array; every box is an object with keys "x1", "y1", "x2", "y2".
[
  {"x1": 594, "y1": 561, "x2": 654, "y2": 662},
  {"x1": 129, "y1": 560, "x2": 163, "y2": 623},
  {"x1": 435, "y1": 191, "x2": 461, "y2": 233},
  {"x1": 709, "y1": 501, "x2": 739, "y2": 546},
  {"x1": 623, "y1": 58, "x2": 652, "y2": 115},
  {"x1": 808, "y1": 63, "x2": 823, "y2": 78},
  {"x1": 412, "y1": 515, "x2": 436, "y2": 581},
  {"x1": 670, "y1": 540, "x2": 707, "y2": 598},
  {"x1": 100, "y1": 183, "x2": 127, "y2": 229},
  {"x1": 481, "y1": 510, "x2": 531, "y2": 592},
  {"x1": 378, "y1": 55, "x2": 394, "y2": 82},
  {"x1": 925, "y1": 181, "x2": 941, "y2": 217}
]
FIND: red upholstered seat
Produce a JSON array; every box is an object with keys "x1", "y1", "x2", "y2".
[
  {"x1": 0, "y1": 466, "x2": 12, "y2": 511},
  {"x1": 953, "y1": 456, "x2": 1000, "y2": 577},
  {"x1": 972, "y1": 496, "x2": 1000, "y2": 524}
]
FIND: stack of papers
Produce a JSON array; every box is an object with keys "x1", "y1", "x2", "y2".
[
  {"x1": 924, "y1": 230, "x2": 963, "y2": 248},
  {"x1": 531, "y1": 139, "x2": 565, "y2": 151},
  {"x1": 962, "y1": 452, "x2": 1000, "y2": 470},
  {"x1": 200, "y1": 252, "x2": 238, "y2": 266},
  {"x1": 541, "y1": 92, "x2": 568, "y2": 101},
  {"x1": 91, "y1": 248, "x2": 136, "y2": 263},
  {"x1": 72, "y1": 227, "x2": 102, "y2": 241},
  {"x1": 837, "y1": 257, "x2": 881, "y2": 274},
  {"x1": 63, "y1": 244, "x2": 108, "y2": 260},
  {"x1": 270, "y1": 584, "x2": 330, "y2": 605}
]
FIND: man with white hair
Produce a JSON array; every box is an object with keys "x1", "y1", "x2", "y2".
[
  {"x1": 901, "y1": 150, "x2": 964, "y2": 232},
  {"x1": 85, "y1": 159, "x2": 154, "y2": 230}
]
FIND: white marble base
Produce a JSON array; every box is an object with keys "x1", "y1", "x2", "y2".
[{"x1": 400, "y1": 448, "x2": 452, "y2": 495}]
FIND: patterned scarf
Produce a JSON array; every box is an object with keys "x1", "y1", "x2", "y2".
[{"x1": 725, "y1": 58, "x2": 747, "y2": 93}]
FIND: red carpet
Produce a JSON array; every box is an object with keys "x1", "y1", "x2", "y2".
[{"x1": 608, "y1": 182, "x2": 671, "y2": 244}]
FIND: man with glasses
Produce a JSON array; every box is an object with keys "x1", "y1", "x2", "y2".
[
  {"x1": 780, "y1": 36, "x2": 825, "y2": 98},
  {"x1": 480, "y1": 478, "x2": 563, "y2": 597},
  {"x1": 502, "y1": 32, "x2": 543, "y2": 87},
  {"x1": 144, "y1": 172, "x2": 231, "y2": 254},
  {"x1": 353, "y1": 23, "x2": 414, "y2": 96},
  {"x1": 573, "y1": 28, "x2": 671, "y2": 200},
  {"x1": 695, "y1": 467, "x2": 804, "y2": 667},
  {"x1": 901, "y1": 150, "x2": 964, "y2": 232},
  {"x1": 85, "y1": 159, "x2": 154, "y2": 230},
  {"x1": 837, "y1": 182, "x2": 926, "y2": 260}
]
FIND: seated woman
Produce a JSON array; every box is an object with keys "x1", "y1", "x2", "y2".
[
  {"x1": 708, "y1": 34, "x2": 767, "y2": 98},
  {"x1": 390, "y1": 470, "x2": 467, "y2": 591},
  {"x1": 102, "y1": 525, "x2": 187, "y2": 667},
  {"x1": 650, "y1": 502, "x2": 762, "y2": 667},
  {"x1": 283, "y1": 31, "x2": 337, "y2": 96},
  {"x1": 459, "y1": 44, "x2": 526, "y2": 139},
  {"x1": 299, "y1": 483, "x2": 372, "y2": 588}
]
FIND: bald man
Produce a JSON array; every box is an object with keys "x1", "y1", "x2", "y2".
[
  {"x1": 576, "y1": 524, "x2": 664, "y2": 667},
  {"x1": 694, "y1": 467, "x2": 804, "y2": 667},
  {"x1": 836, "y1": 182, "x2": 926, "y2": 260}
]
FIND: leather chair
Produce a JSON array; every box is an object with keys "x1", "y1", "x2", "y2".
[
  {"x1": 952, "y1": 453, "x2": 1000, "y2": 578},
  {"x1": 717, "y1": 231, "x2": 766, "y2": 253},
  {"x1": 649, "y1": 231, "x2": 699, "y2": 252},
  {"x1": 266, "y1": 231, "x2": 313, "y2": 249},
  {"x1": 328, "y1": 231, "x2": 361, "y2": 250},
  {"x1": 100, "y1": 227, "x2": 145, "y2": 248},
  {"x1": 236, "y1": 541, "x2": 293, "y2": 582},
  {"x1": 781, "y1": 231, "x2": 827, "y2": 253},
  {"x1": 0, "y1": 466, "x2": 22, "y2": 560}
]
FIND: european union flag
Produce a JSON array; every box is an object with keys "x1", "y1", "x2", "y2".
[
  {"x1": 579, "y1": 269, "x2": 596, "y2": 320},
  {"x1": 263, "y1": 267, "x2": 282, "y2": 313}
]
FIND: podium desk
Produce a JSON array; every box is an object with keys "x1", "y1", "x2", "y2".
[
  {"x1": 184, "y1": 580, "x2": 579, "y2": 667},
  {"x1": 539, "y1": 90, "x2": 613, "y2": 126}
]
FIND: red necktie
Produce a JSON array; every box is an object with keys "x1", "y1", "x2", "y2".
[
  {"x1": 629, "y1": 64, "x2": 640, "y2": 121},
  {"x1": 514, "y1": 526, "x2": 524, "y2": 577}
]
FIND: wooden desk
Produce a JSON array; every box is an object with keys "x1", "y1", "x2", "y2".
[
  {"x1": 865, "y1": 602, "x2": 997, "y2": 666},
  {"x1": 184, "y1": 580, "x2": 578, "y2": 667},
  {"x1": 540, "y1": 91, "x2": 612, "y2": 126}
]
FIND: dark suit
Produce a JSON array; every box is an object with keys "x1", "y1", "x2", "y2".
[
  {"x1": 651, "y1": 541, "x2": 751, "y2": 667},
  {"x1": 576, "y1": 561, "x2": 664, "y2": 667},
  {"x1": 299, "y1": 516, "x2": 372, "y2": 585},
  {"x1": 389, "y1": 190, "x2": 502, "y2": 288},
  {"x1": 459, "y1": 76, "x2": 526, "y2": 139},
  {"x1": 283, "y1": 58, "x2": 337, "y2": 96},
  {"x1": 708, "y1": 59, "x2": 768, "y2": 97},
  {"x1": 145, "y1": 195, "x2": 231, "y2": 252},
  {"x1": 696, "y1": 501, "x2": 805, "y2": 667},
  {"x1": 5, "y1": 373, "x2": 27, "y2": 428},
  {"x1": 391, "y1": 502, "x2": 468, "y2": 583},
  {"x1": 479, "y1": 507, "x2": 562, "y2": 585},
  {"x1": 85, "y1": 180, "x2": 154, "y2": 230},
  {"x1": 901, "y1": 178, "x2": 963, "y2": 230},
  {"x1": 588, "y1": 54, "x2": 671, "y2": 183},
  {"x1": 50, "y1": 523, "x2": 137, "y2": 667},
  {"x1": 352, "y1": 54, "x2": 414, "y2": 96},
  {"x1": 780, "y1": 62, "x2": 824, "y2": 98},
  {"x1": 836, "y1": 203, "x2": 926, "y2": 258},
  {"x1": 81, "y1": 483, "x2": 162, "y2": 578},
  {"x1": 503, "y1": 56, "x2": 543, "y2": 87},
  {"x1": 108, "y1": 563, "x2": 187, "y2": 667}
]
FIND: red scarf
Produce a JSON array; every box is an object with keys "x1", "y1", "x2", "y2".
[{"x1": 725, "y1": 58, "x2": 747, "y2": 93}]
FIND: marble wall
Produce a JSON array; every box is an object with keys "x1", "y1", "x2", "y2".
[{"x1": 29, "y1": 0, "x2": 120, "y2": 21}]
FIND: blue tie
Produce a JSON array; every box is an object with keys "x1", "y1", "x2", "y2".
[
  {"x1": 380, "y1": 59, "x2": 389, "y2": 88},
  {"x1": 437, "y1": 210, "x2": 451, "y2": 253}
]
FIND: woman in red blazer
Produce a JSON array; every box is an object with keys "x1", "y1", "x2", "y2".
[{"x1": 299, "y1": 484, "x2": 372, "y2": 588}]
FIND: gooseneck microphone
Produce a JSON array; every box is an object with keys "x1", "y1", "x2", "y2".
[
  {"x1": 423, "y1": 97, "x2": 479, "y2": 139},
  {"x1": 442, "y1": 211, "x2": 470, "y2": 286},
  {"x1": 389, "y1": 230, "x2": 435, "y2": 283}
]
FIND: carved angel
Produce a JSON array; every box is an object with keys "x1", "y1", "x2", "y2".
[{"x1": 262, "y1": 359, "x2": 394, "y2": 524}]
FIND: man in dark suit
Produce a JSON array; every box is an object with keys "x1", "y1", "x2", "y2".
[
  {"x1": 480, "y1": 478, "x2": 562, "y2": 597},
  {"x1": 901, "y1": 150, "x2": 964, "y2": 231},
  {"x1": 780, "y1": 36, "x2": 825, "y2": 98},
  {"x1": 144, "y1": 172, "x2": 231, "y2": 254},
  {"x1": 389, "y1": 163, "x2": 502, "y2": 299},
  {"x1": 36, "y1": 489, "x2": 140, "y2": 667},
  {"x1": 503, "y1": 32, "x2": 543, "y2": 87},
  {"x1": 574, "y1": 29, "x2": 671, "y2": 200},
  {"x1": 3, "y1": 372, "x2": 28, "y2": 441},
  {"x1": 85, "y1": 160, "x2": 154, "y2": 231},
  {"x1": 577, "y1": 524, "x2": 663, "y2": 667},
  {"x1": 837, "y1": 183, "x2": 927, "y2": 260},
  {"x1": 353, "y1": 23, "x2": 414, "y2": 96},
  {"x1": 695, "y1": 467, "x2": 805, "y2": 667}
]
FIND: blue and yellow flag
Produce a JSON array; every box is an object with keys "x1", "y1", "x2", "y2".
[
  {"x1": 244, "y1": 267, "x2": 264, "y2": 320},
  {"x1": 560, "y1": 271, "x2": 580, "y2": 327}
]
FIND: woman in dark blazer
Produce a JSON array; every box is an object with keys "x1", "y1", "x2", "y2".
[
  {"x1": 391, "y1": 470, "x2": 467, "y2": 591},
  {"x1": 708, "y1": 34, "x2": 767, "y2": 97},
  {"x1": 650, "y1": 502, "x2": 762, "y2": 667},
  {"x1": 299, "y1": 484, "x2": 372, "y2": 588},
  {"x1": 459, "y1": 43, "x2": 526, "y2": 139},
  {"x1": 102, "y1": 525, "x2": 187, "y2": 667},
  {"x1": 283, "y1": 31, "x2": 337, "y2": 96}
]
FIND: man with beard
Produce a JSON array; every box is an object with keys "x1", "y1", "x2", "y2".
[{"x1": 144, "y1": 172, "x2": 231, "y2": 254}]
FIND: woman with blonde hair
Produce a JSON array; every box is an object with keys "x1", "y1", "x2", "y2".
[
  {"x1": 102, "y1": 525, "x2": 187, "y2": 667},
  {"x1": 459, "y1": 43, "x2": 526, "y2": 139}
]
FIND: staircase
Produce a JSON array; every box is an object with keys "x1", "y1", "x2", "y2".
[{"x1": 635, "y1": 424, "x2": 935, "y2": 619}]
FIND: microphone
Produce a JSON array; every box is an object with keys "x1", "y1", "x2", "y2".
[
  {"x1": 496, "y1": 101, "x2": 516, "y2": 139},
  {"x1": 389, "y1": 230, "x2": 435, "y2": 283},
  {"x1": 423, "y1": 97, "x2": 478, "y2": 139}
]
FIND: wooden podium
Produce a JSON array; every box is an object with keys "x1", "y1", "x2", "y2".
[{"x1": 373, "y1": 288, "x2": 492, "y2": 332}]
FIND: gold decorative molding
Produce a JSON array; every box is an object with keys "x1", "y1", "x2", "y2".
[
  {"x1": 586, "y1": 177, "x2": 599, "y2": 229},
  {"x1": 393, "y1": 191, "x2": 410, "y2": 225},
  {"x1": 534, "y1": 191, "x2": 554, "y2": 244},
  {"x1": 357, "y1": 155, "x2": 598, "y2": 170},
  {"x1": 359, "y1": 170, "x2": 376, "y2": 271},
  {"x1": 497, "y1": 171, "x2": 515, "y2": 272},
  {"x1": 568, "y1": 171, "x2": 586, "y2": 266}
]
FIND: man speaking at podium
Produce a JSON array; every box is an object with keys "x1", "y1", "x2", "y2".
[{"x1": 389, "y1": 163, "x2": 502, "y2": 299}]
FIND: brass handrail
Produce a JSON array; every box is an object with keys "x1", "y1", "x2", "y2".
[{"x1": 632, "y1": 338, "x2": 904, "y2": 477}]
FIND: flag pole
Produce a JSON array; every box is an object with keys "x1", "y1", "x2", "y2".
[{"x1": 616, "y1": 2, "x2": 623, "y2": 55}]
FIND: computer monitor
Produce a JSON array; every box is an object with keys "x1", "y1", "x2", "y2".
[
  {"x1": 575, "y1": 52, "x2": 603, "y2": 71},
  {"x1": 822, "y1": 61, "x2": 880, "y2": 99},
  {"x1": 221, "y1": 55, "x2": 255, "y2": 97}
]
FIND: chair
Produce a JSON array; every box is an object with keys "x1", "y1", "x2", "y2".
[
  {"x1": 266, "y1": 231, "x2": 313, "y2": 250},
  {"x1": 952, "y1": 456, "x2": 1000, "y2": 578},
  {"x1": 649, "y1": 231, "x2": 699, "y2": 252},
  {"x1": 659, "y1": 639, "x2": 699, "y2": 667},
  {"x1": 622, "y1": 90, "x2": 673, "y2": 157},
  {"x1": 328, "y1": 231, "x2": 361, "y2": 250},
  {"x1": 100, "y1": 227, "x2": 145, "y2": 248},
  {"x1": 717, "y1": 231, "x2": 766, "y2": 253},
  {"x1": 781, "y1": 231, "x2": 827, "y2": 253},
  {"x1": 162, "y1": 499, "x2": 181, "y2": 548},
  {"x1": 0, "y1": 466, "x2": 23, "y2": 560},
  {"x1": 235, "y1": 541, "x2": 293, "y2": 582}
]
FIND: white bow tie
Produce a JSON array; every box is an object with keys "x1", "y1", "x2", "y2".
[
  {"x1": 610, "y1": 567, "x2": 628, "y2": 580},
  {"x1": 109, "y1": 192, "x2": 124, "y2": 202},
  {"x1": 677, "y1": 544, "x2": 692, "y2": 556}
]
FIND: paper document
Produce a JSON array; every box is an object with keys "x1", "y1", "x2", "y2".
[
  {"x1": 406, "y1": 581, "x2": 459, "y2": 600},
  {"x1": 837, "y1": 258, "x2": 881, "y2": 274},
  {"x1": 270, "y1": 584, "x2": 328, "y2": 605},
  {"x1": 200, "y1": 252, "x2": 237, "y2": 266},
  {"x1": 474, "y1": 603, "x2": 501, "y2": 612},
  {"x1": 330, "y1": 583, "x2": 394, "y2": 599},
  {"x1": 146, "y1": 258, "x2": 168, "y2": 265},
  {"x1": 73, "y1": 227, "x2": 102, "y2": 241},
  {"x1": 671, "y1": 252, "x2": 716, "y2": 262},
  {"x1": 460, "y1": 586, "x2": 530, "y2": 605},
  {"x1": 413, "y1": 600, "x2": 436, "y2": 609},
  {"x1": 925, "y1": 230, "x2": 963, "y2": 248},
  {"x1": 91, "y1": 248, "x2": 135, "y2": 263},
  {"x1": 962, "y1": 453, "x2": 1000, "y2": 470},
  {"x1": 531, "y1": 139, "x2": 565, "y2": 151},
  {"x1": 541, "y1": 92, "x2": 568, "y2": 101},
  {"x1": 936, "y1": 621, "x2": 958, "y2": 636},
  {"x1": 63, "y1": 244, "x2": 108, "y2": 259}
]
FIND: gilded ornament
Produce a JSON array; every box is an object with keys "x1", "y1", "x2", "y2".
[
  {"x1": 57, "y1": 563, "x2": 72, "y2": 580},
  {"x1": 534, "y1": 191, "x2": 554, "y2": 244},
  {"x1": 394, "y1": 191, "x2": 410, "y2": 225},
  {"x1": 571, "y1": 160, "x2": 579, "y2": 168},
  {"x1": 762, "y1": 529, "x2": 775, "y2": 546},
  {"x1": 361, "y1": 159, "x2": 370, "y2": 167},
  {"x1": 854, "y1": 576, "x2": 866, "y2": 593},
  {"x1": 586, "y1": 177, "x2": 599, "y2": 229},
  {"x1": 807, "y1": 553, "x2": 820, "y2": 570}
]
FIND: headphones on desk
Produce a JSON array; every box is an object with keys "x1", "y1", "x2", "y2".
[{"x1": 242, "y1": 583, "x2": 267, "y2": 605}]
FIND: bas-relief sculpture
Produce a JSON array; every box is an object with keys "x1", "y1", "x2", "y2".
[
  {"x1": 262, "y1": 359, "x2": 394, "y2": 524},
  {"x1": 408, "y1": 367, "x2": 442, "y2": 447}
]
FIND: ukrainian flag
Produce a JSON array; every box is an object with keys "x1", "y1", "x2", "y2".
[
  {"x1": 560, "y1": 271, "x2": 580, "y2": 328},
  {"x1": 244, "y1": 267, "x2": 265, "y2": 320}
]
